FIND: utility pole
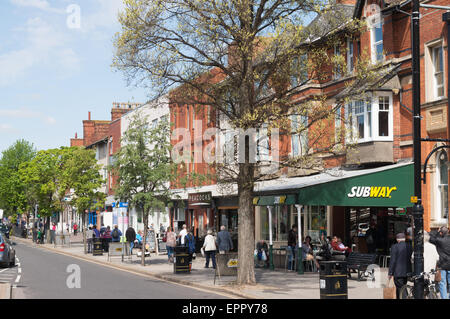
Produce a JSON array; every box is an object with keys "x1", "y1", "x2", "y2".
[{"x1": 411, "y1": 0, "x2": 424, "y2": 299}]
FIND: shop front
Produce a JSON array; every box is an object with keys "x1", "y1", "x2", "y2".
[
  {"x1": 298, "y1": 163, "x2": 414, "y2": 255},
  {"x1": 187, "y1": 192, "x2": 213, "y2": 239}
]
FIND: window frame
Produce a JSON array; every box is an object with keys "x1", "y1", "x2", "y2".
[
  {"x1": 433, "y1": 45, "x2": 445, "y2": 99},
  {"x1": 347, "y1": 38, "x2": 354, "y2": 74},
  {"x1": 370, "y1": 16, "x2": 384, "y2": 63}
]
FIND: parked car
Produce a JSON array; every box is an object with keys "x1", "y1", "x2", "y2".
[{"x1": 0, "y1": 233, "x2": 15, "y2": 268}]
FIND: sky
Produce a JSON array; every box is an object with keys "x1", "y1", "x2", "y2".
[{"x1": 0, "y1": 0, "x2": 149, "y2": 153}]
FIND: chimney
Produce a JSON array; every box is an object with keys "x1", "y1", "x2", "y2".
[
  {"x1": 88, "y1": 111, "x2": 91, "y2": 121},
  {"x1": 75, "y1": 132, "x2": 78, "y2": 139}
]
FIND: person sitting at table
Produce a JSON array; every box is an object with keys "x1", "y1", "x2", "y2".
[
  {"x1": 331, "y1": 236, "x2": 351, "y2": 259},
  {"x1": 302, "y1": 236, "x2": 320, "y2": 271},
  {"x1": 135, "y1": 230, "x2": 143, "y2": 250}
]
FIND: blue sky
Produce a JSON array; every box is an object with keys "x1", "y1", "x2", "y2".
[{"x1": 0, "y1": 0, "x2": 149, "y2": 153}]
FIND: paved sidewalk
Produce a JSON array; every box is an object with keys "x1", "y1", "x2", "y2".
[{"x1": 12, "y1": 236, "x2": 386, "y2": 299}]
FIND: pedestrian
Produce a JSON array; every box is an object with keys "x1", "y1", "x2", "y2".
[
  {"x1": 217, "y1": 225, "x2": 233, "y2": 254},
  {"x1": 202, "y1": 229, "x2": 217, "y2": 269},
  {"x1": 365, "y1": 223, "x2": 377, "y2": 253},
  {"x1": 73, "y1": 223, "x2": 78, "y2": 236},
  {"x1": 50, "y1": 223, "x2": 56, "y2": 244},
  {"x1": 429, "y1": 226, "x2": 450, "y2": 299},
  {"x1": 92, "y1": 225, "x2": 100, "y2": 238},
  {"x1": 165, "y1": 226, "x2": 177, "y2": 263},
  {"x1": 32, "y1": 221, "x2": 37, "y2": 243},
  {"x1": 126, "y1": 226, "x2": 136, "y2": 255},
  {"x1": 102, "y1": 226, "x2": 112, "y2": 252},
  {"x1": 287, "y1": 225, "x2": 298, "y2": 270},
  {"x1": 423, "y1": 231, "x2": 439, "y2": 282},
  {"x1": 255, "y1": 240, "x2": 269, "y2": 268},
  {"x1": 86, "y1": 225, "x2": 94, "y2": 253},
  {"x1": 185, "y1": 228, "x2": 196, "y2": 269},
  {"x1": 111, "y1": 225, "x2": 122, "y2": 243},
  {"x1": 66, "y1": 223, "x2": 70, "y2": 234},
  {"x1": 160, "y1": 223, "x2": 165, "y2": 235},
  {"x1": 388, "y1": 233, "x2": 413, "y2": 299},
  {"x1": 178, "y1": 224, "x2": 188, "y2": 246}
]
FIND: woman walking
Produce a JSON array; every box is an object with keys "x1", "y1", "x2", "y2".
[
  {"x1": 202, "y1": 229, "x2": 217, "y2": 269},
  {"x1": 165, "y1": 227, "x2": 177, "y2": 263}
]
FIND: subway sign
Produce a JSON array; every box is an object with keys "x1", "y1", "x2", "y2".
[{"x1": 347, "y1": 186, "x2": 398, "y2": 199}]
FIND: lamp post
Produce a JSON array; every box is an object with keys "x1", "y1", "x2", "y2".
[
  {"x1": 267, "y1": 206, "x2": 274, "y2": 270},
  {"x1": 296, "y1": 205, "x2": 304, "y2": 275}
]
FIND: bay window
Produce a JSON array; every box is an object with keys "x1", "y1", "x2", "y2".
[{"x1": 346, "y1": 93, "x2": 392, "y2": 143}]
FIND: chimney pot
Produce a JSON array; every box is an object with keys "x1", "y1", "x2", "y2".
[{"x1": 88, "y1": 111, "x2": 91, "y2": 121}]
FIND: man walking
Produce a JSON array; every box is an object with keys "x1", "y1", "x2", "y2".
[
  {"x1": 429, "y1": 226, "x2": 450, "y2": 299},
  {"x1": 217, "y1": 225, "x2": 233, "y2": 254},
  {"x1": 388, "y1": 233, "x2": 412, "y2": 299},
  {"x1": 178, "y1": 224, "x2": 188, "y2": 246},
  {"x1": 125, "y1": 226, "x2": 136, "y2": 255},
  {"x1": 111, "y1": 225, "x2": 122, "y2": 243}
]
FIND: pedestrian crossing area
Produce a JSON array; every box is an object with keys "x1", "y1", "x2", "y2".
[{"x1": 0, "y1": 257, "x2": 19, "y2": 286}]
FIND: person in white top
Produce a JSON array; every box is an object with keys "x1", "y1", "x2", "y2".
[
  {"x1": 178, "y1": 224, "x2": 188, "y2": 246},
  {"x1": 424, "y1": 231, "x2": 440, "y2": 281},
  {"x1": 202, "y1": 229, "x2": 217, "y2": 269}
]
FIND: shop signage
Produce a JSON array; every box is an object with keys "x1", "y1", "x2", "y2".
[
  {"x1": 188, "y1": 192, "x2": 212, "y2": 207},
  {"x1": 273, "y1": 196, "x2": 287, "y2": 204},
  {"x1": 347, "y1": 186, "x2": 398, "y2": 199}
]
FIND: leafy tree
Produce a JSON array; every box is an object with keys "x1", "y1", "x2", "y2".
[
  {"x1": 113, "y1": 0, "x2": 386, "y2": 284},
  {"x1": 110, "y1": 111, "x2": 176, "y2": 266},
  {"x1": 0, "y1": 139, "x2": 36, "y2": 217}
]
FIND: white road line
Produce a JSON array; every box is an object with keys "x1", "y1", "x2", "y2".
[
  {"x1": 12, "y1": 285, "x2": 17, "y2": 289},
  {"x1": 18, "y1": 268, "x2": 21, "y2": 274},
  {"x1": 0, "y1": 268, "x2": 8, "y2": 273},
  {"x1": 15, "y1": 275, "x2": 21, "y2": 283}
]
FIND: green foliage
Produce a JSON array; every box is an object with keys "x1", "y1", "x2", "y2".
[
  {"x1": 109, "y1": 111, "x2": 176, "y2": 265},
  {"x1": 0, "y1": 139, "x2": 36, "y2": 216}
]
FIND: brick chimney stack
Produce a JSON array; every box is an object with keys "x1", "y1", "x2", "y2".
[{"x1": 88, "y1": 111, "x2": 91, "y2": 121}]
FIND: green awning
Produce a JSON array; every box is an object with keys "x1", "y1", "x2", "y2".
[
  {"x1": 254, "y1": 194, "x2": 297, "y2": 206},
  {"x1": 298, "y1": 164, "x2": 413, "y2": 207}
]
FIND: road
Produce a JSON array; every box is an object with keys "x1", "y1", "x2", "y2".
[{"x1": 7, "y1": 242, "x2": 229, "y2": 299}]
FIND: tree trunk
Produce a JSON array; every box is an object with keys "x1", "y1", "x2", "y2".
[
  {"x1": 237, "y1": 162, "x2": 256, "y2": 285},
  {"x1": 142, "y1": 211, "x2": 148, "y2": 266}
]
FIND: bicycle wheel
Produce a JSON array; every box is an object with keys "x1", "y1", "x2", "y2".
[
  {"x1": 426, "y1": 289, "x2": 440, "y2": 299},
  {"x1": 399, "y1": 284, "x2": 414, "y2": 299}
]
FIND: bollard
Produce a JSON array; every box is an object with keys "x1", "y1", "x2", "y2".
[{"x1": 0, "y1": 283, "x2": 11, "y2": 299}]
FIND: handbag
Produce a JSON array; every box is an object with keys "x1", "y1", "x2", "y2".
[
  {"x1": 435, "y1": 268, "x2": 441, "y2": 282},
  {"x1": 383, "y1": 278, "x2": 396, "y2": 299},
  {"x1": 261, "y1": 250, "x2": 267, "y2": 261}
]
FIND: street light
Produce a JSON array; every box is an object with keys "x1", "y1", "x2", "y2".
[{"x1": 410, "y1": 0, "x2": 450, "y2": 299}]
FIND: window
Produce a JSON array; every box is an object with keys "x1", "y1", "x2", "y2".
[
  {"x1": 291, "y1": 114, "x2": 308, "y2": 156},
  {"x1": 346, "y1": 94, "x2": 392, "y2": 143},
  {"x1": 333, "y1": 44, "x2": 342, "y2": 80},
  {"x1": 151, "y1": 118, "x2": 158, "y2": 129},
  {"x1": 257, "y1": 124, "x2": 269, "y2": 161},
  {"x1": 436, "y1": 151, "x2": 449, "y2": 221},
  {"x1": 347, "y1": 39, "x2": 354, "y2": 73},
  {"x1": 433, "y1": 46, "x2": 444, "y2": 98},
  {"x1": 260, "y1": 206, "x2": 291, "y2": 242},
  {"x1": 371, "y1": 20, "x2": 383, "y2": 62},
  {"x1": 335, "y1": 106, "x2": 342, "y2": 142},
  {"x1": 291, "y1": 54, "x2": 308, "y2": 88},
  {"x1": 378, "y1": 96, "x2": 389, "y2": 137}
]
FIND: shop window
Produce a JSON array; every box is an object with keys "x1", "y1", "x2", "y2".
[{"x1": 260, "y1": 206, "x2": 292, "y2": 242}]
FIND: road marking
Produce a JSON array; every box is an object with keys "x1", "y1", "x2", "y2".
[
  {"x1": 12, "y1": 285, "x2": 17, "y2": 289},
  {"x1": 0, "y1": 269, "x2": 8, "y2": 273},
  {"x1": 18, "y1": 268, "x2": 21, "y2": 274},
  {"x1": 15, "y1": 275, "x2": 21, "y2": 283}
]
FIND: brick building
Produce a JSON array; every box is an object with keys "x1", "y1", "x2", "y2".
[{"x1": 166, "y1": 0, "x2": 448, "y2": 259}]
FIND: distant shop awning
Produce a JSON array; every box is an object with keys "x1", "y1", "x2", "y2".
[
  {"x1": 297, "y1": 163, "x2": 413, "y2": 207},
  {"x1": 253, "y1": 194, "x2": 297, "y2": 206}
]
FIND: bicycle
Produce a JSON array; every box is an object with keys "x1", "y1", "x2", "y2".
[{"x1": 399, "y1": 270, "x2": 440, "y2": 299}]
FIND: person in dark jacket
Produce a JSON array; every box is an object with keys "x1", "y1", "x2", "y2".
[
  {"x1": 125, "y1": 226, "x2": 136, "y2": 255},
  {"x1": 388, "y1": 233, "x2": 413, "y2": 299},
  {"x1": 287, "y1": 225, "x2": 298, "y2": 271},
  {"x1": 217, "y1": 225, "x2": 233, "y2": 254},
  {"x1": 429, "y1": 226, "x2": 450, "y2": 299}
]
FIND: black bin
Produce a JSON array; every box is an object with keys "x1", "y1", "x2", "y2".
[
  {"x1": 93, "y1": 237, "x2": 103, "y2": 256},
  {"x1": 319, "y1": 261, "x2": 348, "y2": 299},
  {"x1": 174, "y1": 246, "x2": 190, "y2": 274}
]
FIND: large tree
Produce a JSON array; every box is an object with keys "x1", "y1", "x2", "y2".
[
  {"x1": 0, "y1": 139, "x2": 36, "y2": 217},
  {"x1": 110, "y1": 112, "x2": 176, "y2": 266},
  {"x1": 113, "y1": 0, "x2": 387, "y2": 284}
]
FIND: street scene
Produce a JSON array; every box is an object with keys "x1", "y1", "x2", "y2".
[{"x1": 0, "y1": 0, "x2": 450, "y2": 303}]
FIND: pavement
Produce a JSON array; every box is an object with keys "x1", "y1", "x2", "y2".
[{"x1": 11, "y1": 234, "x2": 387, "y2": 299}]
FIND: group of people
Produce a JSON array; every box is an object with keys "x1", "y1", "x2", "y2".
[
  {"x1": 389, "y1": 226, "x2": 450, "y2": 299},
  {"x1": 163, "y1": 224, "x2": 234, "y2": 270}
]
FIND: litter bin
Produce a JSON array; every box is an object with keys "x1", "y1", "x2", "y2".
[
  {"x1": 319, "y1": 261, "x2": 348, "y2": 299},
  {"x1": 93, "y1": 237, "x2": 103, "y2": 256},
  {"x1": 174, "y1": 246, "x2": 190, "y2": 274}
]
